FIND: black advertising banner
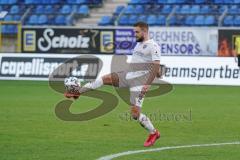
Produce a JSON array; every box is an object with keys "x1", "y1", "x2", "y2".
[
  {"x1": 218, "y1": 29, "x2": 240, "y2": 57},
  {"x1": 21, "y1": 27, "x2": 115, "y2": 54}
]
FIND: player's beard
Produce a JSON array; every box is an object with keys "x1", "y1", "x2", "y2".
[{"x1": 136, "y1": 36, "x2": 144, "y2": 42}]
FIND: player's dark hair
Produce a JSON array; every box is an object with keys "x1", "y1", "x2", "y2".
[{"x1": 133, "y1": 22, "x2": 149, "y2": 31}]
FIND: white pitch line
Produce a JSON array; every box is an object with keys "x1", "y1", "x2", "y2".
[{"x1": 96, "y1": 141, "x2": 240, "y2": 160}]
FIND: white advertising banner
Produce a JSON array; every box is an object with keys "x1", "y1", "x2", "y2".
[
  {"x1": 149, "y1": 27, "x2": 218, "y2": 56},
  {"x1": 0, "y1": 54, "x2": 239, "y2": 86},
  {"x1": 161, "y1": 56, "x2": 240, "y2": 86}
]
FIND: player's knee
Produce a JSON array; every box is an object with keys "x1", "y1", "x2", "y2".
[
  {"x1": 102, "y1": 73, "x2": 119, "y2": 86},
  {"x1": 102, "y1": 75, "x2": 112, "y2": 85},
  {"x1": 131, "y1": 106, "x2": 140, "y2": 120}
]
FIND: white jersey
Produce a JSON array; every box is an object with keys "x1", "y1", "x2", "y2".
[
  {"x1": 131, "y1": 39, "x2": 161, "y2": 63},
  {"x1": 127, "y1": 39, "x2": 161, "y2": 79}
]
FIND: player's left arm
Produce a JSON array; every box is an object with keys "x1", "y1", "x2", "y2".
[
  {"x1": 145, "y1": 60, "x2": 160, "y2": 85},
  {"x1": 145, "y1": 43, "x2": 161, "y2": 85}
]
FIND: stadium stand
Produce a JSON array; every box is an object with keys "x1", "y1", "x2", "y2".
[
  {"x1": 96, "y1": 0, "x2": 240, "y2": 27},
  {"x1": 0, "y1": 0, "x2": 103, "y2": 34},
  {"x1": 1, "y1": 0, "x2": 240, "y2": 32}
]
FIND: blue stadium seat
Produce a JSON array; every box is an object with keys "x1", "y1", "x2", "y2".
[
  {"x1": 135, "y1": 5, "x2": 144, "y2": 14},
  {"x1": 8, "y1": 0, "x2": 17, "y2": 4},
  {"x1": 55, "y1": 15, "x2": 67, "y2": 25},
  {"x1": 118, "y1": 15, "x2": 128, "y2": 25},
  {"x1": 157, "y1": 0, "x2": 167, "y2": 4},
  {"x1": 234, "y1": 0, "x2": 240, "y2": 3},
  {"x1": 61, "y1": 5, "x2": 72, "y2": 14},
  {"x1": 204, "y1": 15, "x2": 216, "y2": 26},
  {"x1": 168, "y1": 16, "x2": 178, "y2": 25},
  {"x1": 67, "y1": 0, "x2": 76, "y2": 4},
  {"x1": 128, "y1": 15, "x2": 138, "y2": 25},
  {"x1": 124, "y1": 5, "x2": 135, "y2": 14},
  {"x1": 213, "y1": 0, "x2": 223, "y2": 3},
  {"x1": 194, "y1": 15, "x2": 205, "y2": 26},
  {"x1": 190, "y1": 5, "x2": 201, "y2": 14},
  {"x1": 51, "y1": 0, "x2": 60, "y2": 4},
  {"x1": 76, "y1": 0, "x2": 87, "y2": 4},
  {"x1": 0, "y1": 0, "x2": 7, "y2": 4},
  {"x1": 194, "y1": 0, "x2": 207, "y2": 3},
  {"x1": 1, "y1": 25, "x2": 7, "y2": 34},
  {"x1": 28, "y1": 15, "x2": 38, "y2": 25},
  {"x1": 24, "y1": 0, "x2": 35, "y2": 4},
  {"x1": 219, "y1": 5, "x2": 227, "y2": 13},
  {"x1": 178, "y1": 16, "x2": 185, "y2": 25},
  {"x1": 234, "y1": 15, "x2": 240, "y2": 26},
  {"x1": 4, "y1": 15, "x2": 13, "y2": 21},
  {"x1": 223, "y1": 0, "x2": 234, "y2": 3},
  {"x1": 156, "y1": 15, "x2": 166, "y2": 25},
  {"x1": 35, "y1": 5, "x2": 44, "y2": 14},
  {"x1": 77, "y1": 5, "x2": 89, "y2": 15},
  {"x1": 98, "y1": 16, "x2": 113, "y2": 26},
  {"x1": 144, "y1": 5, "x2": 152, "y2": 14},
  {"x1": 174, "y1": 5, "x2": 181, "y2": 13},
  {"x1": 138, "y1": 15, "x2": 147, "y2": 22},
  {"x1": 2, "y1": 25, "x2": 17, "y2": 34},
  {"x1": 167, "y1": 0, "x2": 177, "y2": 4},
  {"x1": 147, "y1": 15, "x2": 157, "y2": 25},
  {"x1": 201, "y1": 5, "x2": 211, "y2": 14},
  {"x1": 8, "y1": 25, "x2": 17, "y2": 34},
  {"x1": 138, "y1": 0, "x2": 150, "y2": 4},
  {"x1": 12, "y1": 15, "x2": 21, "y2": 21},
  {"x1": 223, "y1": 15, "x2": 234, "y2": 26},
  {"x1": 114, "y1": 6, "x2": 124, "y2": 15},
  {"x1": 34, "y1": 0, "x2": 41, "y2": 3},
  {"x1": 38, "y1": 15, "x2": 48, "y2": 25},
  {"x1": 161, "y1": 5, "x2": 172, "y2": 13},
  {"x1": 180, "y1": 5, "x2": 190, "y2": 14},
  {"x1": 42, "y1": 0, "x2": 51, "y2": 4},
  {"x1": 152, "y1": 5, "x2": 161, "y2": 14},
  {"x1": 10, "y1": 5, "x2": 20, "y2": 14},
  {"x1": 45, "y1": 5, "x2": 54, "y2": 14},
  {"x1": 177, "y1": 0, "x2": 187, "y2": 3},
  {"x1": 228, "y1": 5, "x2": 239, "y2": 14},
  {"x1": 185, "y1": 15, "x2": 195, "y2": 26}
]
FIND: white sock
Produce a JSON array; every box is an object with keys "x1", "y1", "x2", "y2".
[
  {"x1": 138, "y1": 113, "x2": 156, "y2": 134},
  {"x1": 79, "y1": 78, "x2": 103, "y2": 94}
]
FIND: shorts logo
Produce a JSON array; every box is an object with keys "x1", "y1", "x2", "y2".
[
  {"x1": 100, "y1": 31, "x2": 114, "y2": 53},
  {"x1": 23, "y1": 31, "x2": 36, "y2": 52}
]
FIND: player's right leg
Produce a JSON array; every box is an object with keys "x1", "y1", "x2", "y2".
[
  {"x1": 64, "y1": 73, "x2": 119, "y2": 99},
  {"x1": 130, "y1": 85, "x2": 160, "y2": 147}
]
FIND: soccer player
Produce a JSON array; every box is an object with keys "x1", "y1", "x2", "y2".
[{"x1": 65, "y1": 22, "x2": 162, "y2": 147}]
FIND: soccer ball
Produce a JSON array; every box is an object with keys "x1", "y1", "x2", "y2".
[{"x1": 64, "y1": 77, "x2": 81, "y2": 93}]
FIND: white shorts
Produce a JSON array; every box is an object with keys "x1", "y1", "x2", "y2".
[{"x1": 116, "y1": 71, "x2": 151, "y2": 107}]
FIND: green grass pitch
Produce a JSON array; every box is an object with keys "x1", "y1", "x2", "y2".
[{"x1": 0, "y1": 80, "x2": 240, "y2": 160}]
